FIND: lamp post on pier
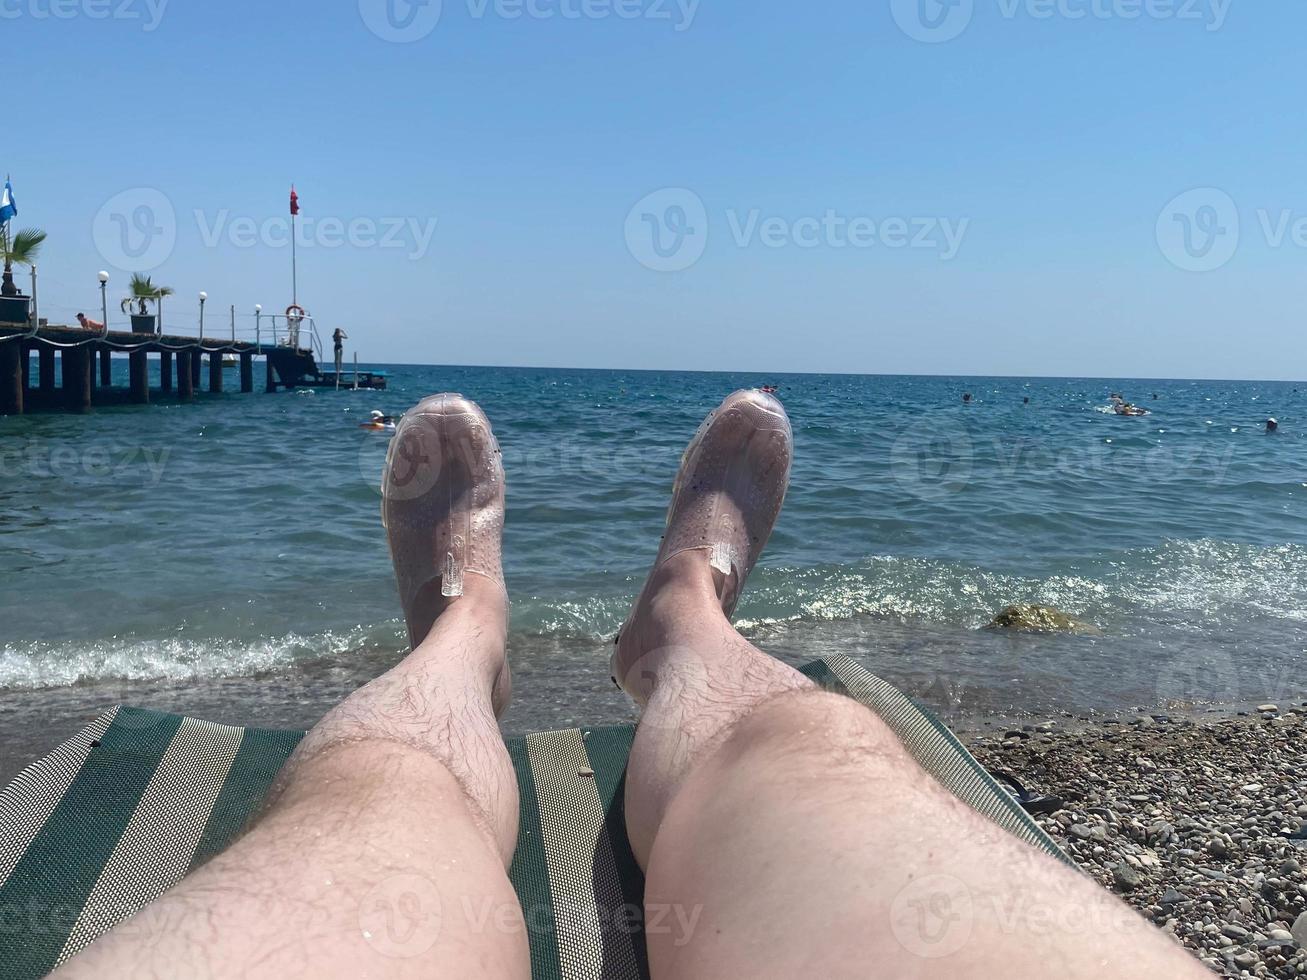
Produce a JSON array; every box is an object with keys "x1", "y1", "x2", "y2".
[
  {"x1": 98, "y1": 271, "x2": 109, "y2": 333},
  {"x1": 198, "y1": 291, "x2": 207, "y2": 338}
]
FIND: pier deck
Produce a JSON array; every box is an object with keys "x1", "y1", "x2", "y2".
[{"x1": 0, "y1": 323, "x2": 381, "y2": 414}]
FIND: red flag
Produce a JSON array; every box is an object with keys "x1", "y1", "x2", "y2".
[{"x1": 290, "y1": 186, "x2": 300, "y2": 216}]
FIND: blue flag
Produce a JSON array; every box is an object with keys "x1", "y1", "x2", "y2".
[{"x1": 0, "y1": 178, "x2": 16, "y2": 226}]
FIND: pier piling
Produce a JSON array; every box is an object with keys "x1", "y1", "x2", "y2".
[
  {"x1": 209, "y1": 351, "x2": 223, "y2": 393},
  {"x1": 38, "y1": 348, "x2": 55, "y2": 395},
  {"x1": 265, "y1": 355, "x2": 276, "y2": 393},
  {"x1": 240, "y1": 351, "x2": 253, "y2": 393},
  {"x1": 62, "y1": 347, "x2": 92, "y2": 413},
  {"x1": 99, "y1": 349, "x2": 111, "y2": 387},
  {"x1": 160, "y1": 350, "x2": 173, "y2": 393},
  {"x1": 190, "y1": 350, "x2": 201, "y2": 389},
  {"x1": 0, "y1": 342, "x2": 22, "y2": 415},
  {"x1": 129, "y1": 350, "x2": 149, "y2": 405},
  {"x1": 177, "y1": 350, "x2": 193, "y2": 399}
]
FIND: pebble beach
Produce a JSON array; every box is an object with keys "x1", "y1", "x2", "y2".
[{"x1": 971, "y1": 704, "x2": 1307, "y2": 977}]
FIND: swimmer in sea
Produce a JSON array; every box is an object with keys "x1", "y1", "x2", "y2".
[
  {"x1": 1267, "y1": 418, "x2": 1279, "y2": 433},
  {"x1": 360, "y1": 409, "x2": 398, "y2": 431},
  {"x1": 1109, "y1": 394, "x2": 1147, "y2": 416}
]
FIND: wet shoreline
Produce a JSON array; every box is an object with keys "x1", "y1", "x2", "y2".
[{"x1": 2, "y1": 635, "x2": 1302, "y2": 790}]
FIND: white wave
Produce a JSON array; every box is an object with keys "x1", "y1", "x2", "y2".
[{"x1": 0, "y1": 625, "x2": 400, "y2": 690}]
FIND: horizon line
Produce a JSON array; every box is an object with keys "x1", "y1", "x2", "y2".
[{"x1": 333, "y1": 361, "x2": 1307, "y2": 386}]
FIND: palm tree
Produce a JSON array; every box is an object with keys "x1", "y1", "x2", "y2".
[
  {"x1": 121, "y1": 274, "x2": 174, "y2": 334},
  {"x1": 0, "y1": 227, "x2": 46, "y2": 297}
]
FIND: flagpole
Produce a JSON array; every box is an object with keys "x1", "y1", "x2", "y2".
[
  {"x1": 290, "y1": 186, "x2": 298, "y2": 310},
  {"x1": 1, "y1": 175, "x2": 9, "y2": 284},
  {"x1": 1, "y1": 175, "x2": 10, "y2": 298}
]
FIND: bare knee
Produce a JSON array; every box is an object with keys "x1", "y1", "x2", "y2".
[
  {"x1": 267, "y1": 738, "x2": 518, "y2": 864},
  {"x1": 706, "y1": 690, "x2": 913, "y2": 783}
]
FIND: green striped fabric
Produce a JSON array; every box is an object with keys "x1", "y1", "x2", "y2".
[{"x1": 0, "y1": 658, "x2": 1069, "y2": 980}]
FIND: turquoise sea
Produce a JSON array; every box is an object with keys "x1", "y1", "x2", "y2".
[{"x1": 1, "y1": 365, "x2": 1305, "y2": 757}]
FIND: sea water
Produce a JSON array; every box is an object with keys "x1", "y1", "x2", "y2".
[{"x1": 1, "y1": 366, "x2": 1304, "y2": 730}]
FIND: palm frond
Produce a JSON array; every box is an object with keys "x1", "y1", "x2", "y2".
[
  {"x1": 128, "y1": 273, "x2": 156, "y2": 298},
  {"x1": 2, "y1": 228, "x2": 46, "y2": 266}
]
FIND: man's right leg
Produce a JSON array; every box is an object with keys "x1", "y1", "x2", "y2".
[
  {"x1": 619, "y1": 560, "x2": 1207, "y2": 978},
  {"x1": 614, "y1": 390, "x2": 1208, "y2": 979}
]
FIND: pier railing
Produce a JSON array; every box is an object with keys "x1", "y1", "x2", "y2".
[{"x1": 258, "y1": 315, "x2": 324, "y2": 362}]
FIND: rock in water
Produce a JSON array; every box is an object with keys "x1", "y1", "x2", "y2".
[{"x1": 985, "y1": 604, "x2": 1103, "y2": 636}]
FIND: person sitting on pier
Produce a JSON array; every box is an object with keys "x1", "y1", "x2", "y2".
[
  {"x1": 54, "y1": 391, "x2": 1210, "y2": 980},
  {"x1": 75, "y1": 313, "x2": 104, "y2": 332}
]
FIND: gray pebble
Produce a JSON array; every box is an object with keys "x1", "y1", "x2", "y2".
[
  {"x1": 1113, "y1": 862, "x2": 1143, "y2": 891},
  {"x1": 1292, "y1": 912, "x2": 1307, "y2": 948}
]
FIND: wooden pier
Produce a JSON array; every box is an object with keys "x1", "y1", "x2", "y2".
[
  {"x1": 0, "y1": 324, "x2": 268, "y2": 415},
  {"x1": 0, "y1": 323, "x2": 384, "y2": 415}
]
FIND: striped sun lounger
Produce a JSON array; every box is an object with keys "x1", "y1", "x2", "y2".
[{"x1": 0, "y1": 655, "x2": 1070, "y2": 980}]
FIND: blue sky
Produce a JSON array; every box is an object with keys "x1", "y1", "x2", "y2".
[{"x1": 6, "y1": 0, "x2": 1305, "y2": 378}]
